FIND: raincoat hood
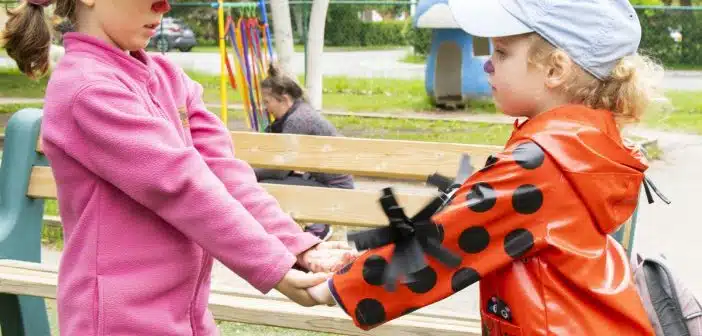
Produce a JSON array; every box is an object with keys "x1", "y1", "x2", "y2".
[{"x1": 512, "y1": 104, "x2": 648, "y2": 234}]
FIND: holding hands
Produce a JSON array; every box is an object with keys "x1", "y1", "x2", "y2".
[
  {"x1": 275, "y1": 240, "x2": 359, "y2": 307},
  {"x1": 297, "y1": 240, "x2": 358, "y2": 273}
]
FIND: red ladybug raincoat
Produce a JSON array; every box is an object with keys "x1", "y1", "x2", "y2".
[{"x1": 330, "y1": 104, "x2": 655, "y2": 336}]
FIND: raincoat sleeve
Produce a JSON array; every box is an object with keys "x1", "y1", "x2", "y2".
[
  {"x1": 328, "y1": 139, "x2": 560, "y2": 329},
  {"x1": 182, "y1": 73, "x2": 321, "y2": 256}
]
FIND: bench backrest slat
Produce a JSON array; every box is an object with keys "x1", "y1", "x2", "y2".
[
  {"x1": 29, "y1": 166, "x2": 437, "y2": 228},
  {"x1": 36, "y1": 131, "x2": 500, "y2": 181},
  {"x1": 228, "y1": 131, "x2": 498, "y2": 180}
]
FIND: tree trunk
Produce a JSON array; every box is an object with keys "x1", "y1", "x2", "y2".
[
  {"x1": 292, "y1": 5, "x2": 305, "y2": 41},
  {"x1": 269, "y1": 0, "x2": 296, "y2": 77},
  {"x1": 305, "y1": 0, "x2": 330, "y2": 110}
]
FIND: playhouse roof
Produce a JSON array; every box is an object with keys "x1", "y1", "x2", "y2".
[{"x1": 413, "y1": 0, "x2": 461, "y2": 29}]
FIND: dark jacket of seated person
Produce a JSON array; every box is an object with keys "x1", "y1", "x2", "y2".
[{"x1": 254, "y1": 66, "x2": 354, "y2": 190}]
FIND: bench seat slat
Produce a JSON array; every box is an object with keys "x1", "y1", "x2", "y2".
[{"x1": 0, "y1": 260, "x2": 482, "y2": 336}]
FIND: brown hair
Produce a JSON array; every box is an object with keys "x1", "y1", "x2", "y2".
[
  {"x1": 1, "y1": 0, "x2": 76, "y2": 79},
  {"x1": 524, "y1": 33, "x2": 665, "y2": 126},
  {"x1": 261, "y1": 63, "x2": 306, "y2": 101}
]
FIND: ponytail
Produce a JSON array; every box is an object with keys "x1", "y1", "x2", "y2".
[
  {"x1": 262, "y1": 63, "x2": 306, "y2": 101},
  {"x1": 1, "y1": 1, "x2": 54, "y2": 79}
]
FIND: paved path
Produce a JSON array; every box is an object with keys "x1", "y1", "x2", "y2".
[
  {"x1": 625, "y1": 128, "x2": 702, "y2": 298},
  {"x1": 154, "y1": 48, "x2": 425, "y2": 80}
]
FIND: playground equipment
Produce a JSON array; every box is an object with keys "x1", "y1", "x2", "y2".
[
  {"x1": 222, "y1": 3, "x2": 274, "y2": 132},
  {"x1": 413, "y1": 0, "x2": 493, "y2": 109},
  {"x1": 214, "y1": 0, "x2": 274, "y2": 131}
]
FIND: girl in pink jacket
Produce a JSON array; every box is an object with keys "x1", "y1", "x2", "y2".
[{"x1": 3, "y1": 0, "x2": 355, "y2": 334}]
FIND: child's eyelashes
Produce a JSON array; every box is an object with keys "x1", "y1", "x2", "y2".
[{"x1": 494, "y1": 49, "x2": 507, "y2": 59}]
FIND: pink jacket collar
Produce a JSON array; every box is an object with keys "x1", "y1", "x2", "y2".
[{"x1": 62, "y1": 32, "x2": 155, "y2": 82}]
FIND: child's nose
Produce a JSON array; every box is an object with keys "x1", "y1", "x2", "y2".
[
  {"x1": 152, "y1": 0, "x2": 171, "y2": 13},
  {"x1": 483, "y1": 60, "x2": 495, "y2": 74}
]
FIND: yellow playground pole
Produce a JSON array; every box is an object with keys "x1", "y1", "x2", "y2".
[{"x1": 217, "y1": 0, "x2": 228, "y2": 127}]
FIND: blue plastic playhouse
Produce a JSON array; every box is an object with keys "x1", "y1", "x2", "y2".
[{"x1": 414, "y1": 0, "x2": 493, "y2": 108}]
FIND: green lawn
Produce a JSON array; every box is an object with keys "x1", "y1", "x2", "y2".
[
  {"x1": 664, "y1": 64, "x2": 702, "y2": 71},
  {"x1": 642, "y1": 91, "x2": 702, "y2": 134},
  {"x1": 0, "y1": 68, "x2": 463, "y2": 113},
  {"x1": 0, "y1": 103, "x2": 43, "y2": 114},
  {"x1": 0, "y1": 68, "x2": 49, "y2": 98},
  {"x1": 2, "y1": 67, "x2": 702, "y2": 133},
  {"x1": 400, "y1": 52, "x2": 427, "y2": 64}
]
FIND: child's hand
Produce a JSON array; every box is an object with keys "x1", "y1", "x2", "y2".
[
  {"x1": 297, "y1": 241, "x2": 359, "y2": 273},
  {"x1": 307, "y1": 280, "x2": 337, "y2": 306},
  {"x1": 275, "y1": 269, "x2": 331, "y2": 307}
]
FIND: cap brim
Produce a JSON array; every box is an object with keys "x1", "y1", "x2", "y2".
[{"x1": 448, "y1": 0, "x2": 533, "y2": 37}]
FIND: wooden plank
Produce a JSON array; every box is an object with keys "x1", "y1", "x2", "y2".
[
  {"x1": 0, "y1": 260, "x2": 482, "y2": 336},
  {"x1": 229, "y1": 131, "x2": 497, "y2": 180},
  {"x1": 0, "y1": 260, "x2": 478, "y2": 323},
  {"x1": 208, "y1": 293, "x2": 480, "y2": 336},
  {"x1": 36, "y1": 132, "x2": 499, "y2": 181},
  {"x1": 28, "y1": 166, "x2": 437, "y2": 228},
  {"x1": 28, "y1": 166, "x2": 56, "y2": 199}
]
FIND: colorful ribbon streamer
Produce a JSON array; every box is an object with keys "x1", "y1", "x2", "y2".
[{"x1": 221, "y1": 7, "x2": 273, "y2": 132}]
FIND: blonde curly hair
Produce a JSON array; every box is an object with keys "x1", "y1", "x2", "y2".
[{"x1": 523, "y1": 33, "x2": 665, "y2": 126}]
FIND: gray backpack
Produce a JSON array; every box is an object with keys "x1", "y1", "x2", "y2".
[{"x1": 631, "y1": 252, "x2": 702, "y2": 336}]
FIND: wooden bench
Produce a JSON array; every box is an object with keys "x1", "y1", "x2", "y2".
[{"x1": 0, "y1": 108, "x2": 638, "y2": 336}]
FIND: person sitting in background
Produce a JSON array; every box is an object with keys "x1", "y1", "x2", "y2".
[{"x1": 255, "y1": 64, "x2": 355, "y2": 241}]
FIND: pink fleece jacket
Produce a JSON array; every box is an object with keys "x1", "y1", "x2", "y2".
[{"x1": 41, "y1": 33, "x2": 320, "y2": 335}]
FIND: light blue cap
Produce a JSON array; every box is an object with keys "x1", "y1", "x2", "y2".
[{"x1": 447, "y1": 0, "x2": 642, "y2": 79}]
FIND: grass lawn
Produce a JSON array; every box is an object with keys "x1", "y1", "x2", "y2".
[
  {"x1": 642, "y1": 91, "x2": 702, "y2": 134},
  {"x1": 400, "y1": 52, "x2": 427, "y2": 64},
  {"x1": 664, "y1": 64, "x2": 702, "y2": 71},
  {"x1": 3, "y1": 66, "x2": 702, "y2": 130},
  {"x1": 187, "y1": 69, "x2": 440, "y2": 112},
  {"x1": 0, "y1": 67, "x2": 442, "y2": 112},
  {"x1": 0, "y1": 68, "x2": 49, "y2": 99},
  {"x1": 0, "y1": 103, "x2": 44, "y2": 114}
]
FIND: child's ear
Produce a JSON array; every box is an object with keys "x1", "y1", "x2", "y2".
[{"x1": 545, "y1": 50, "x2": 573, "y2": 89}]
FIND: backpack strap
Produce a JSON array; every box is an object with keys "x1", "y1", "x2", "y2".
[{"x1": 633, "y1": 253, "x2": 691, "y2": 336}]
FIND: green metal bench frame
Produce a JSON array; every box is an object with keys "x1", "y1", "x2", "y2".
[{"x1": 0, "y1": 108, "x2": 51, "y2": 336}]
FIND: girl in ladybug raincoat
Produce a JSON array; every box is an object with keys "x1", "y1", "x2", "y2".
[{"x1": 308, "y1": 0, "x2": 665, "y2": 335}]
